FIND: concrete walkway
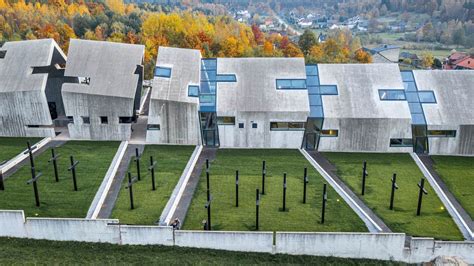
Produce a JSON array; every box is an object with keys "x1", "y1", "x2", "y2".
[
  {"x1": 413, "y1": 153, "x2": 473, "y2": 240},
  {"x1": 301, "y1": 150, "x2": 391, "y2": 233},
  {"x1": 171, "y1": 147, "x2": 217, "y2": 226},
  {"x1": 1, "y1": 139, "x2": 67, "y2": 180},
  {"x1": 96, "y1": 144, "x2": 145, "y2": 219}
]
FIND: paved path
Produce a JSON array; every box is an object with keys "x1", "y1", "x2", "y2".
[
  {"x1": 2, "y1": 140, "x2": 67, "y2": 180},
  {"x1": 417, "y1": 154, "x2": 473, "y2": 239},
  {"x1": 96, "y1": 144, "x2": 144, "y2": 219},
  {"x1": 306, "y1": 150, "x2": 392, "y2": 233},
  {"x1": 172, "y1": 147, "x2": 217, "y2": 226}
]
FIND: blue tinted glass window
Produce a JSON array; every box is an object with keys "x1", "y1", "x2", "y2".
[
  {"x1": 408, "y1": 102, "x2": 423, "y2": 114},
  {"x1": 308, "y1": 86, "x2": 320, "y2": 94},
  {"x1": 320, "y1": 85, "x2": 338, "y2": 95},
  {"x1": 404, "y1": 81, "x2": 417, "y2": 92},
  {"x1": 307, "y1": 78, "x2": 319, "y2": 86},
  {"x1": 201, "y1": 70, "x2": 216, "y2": 81},
  {"x1": 155, "y1": 67, "x2": 171, "y2": 78},
  {"x1": 310, "y1": 106, "x2": 324, "y2": 118},
  {"x1": 309, "y1": 94, "x2": 322, "y2": 105},
  {"x1": 276, "y1": 79, "x2": 307, "y2": 90},
  {"x1": 199, "y1": 94, "x2": 215, "y2": 104},
  {"x1": 188, "y1": 85, "x2": 199, "y2": 97},
  {"x1": 216, "y1": 74, "x2": 237, "y2": 82},
  {"x1": 401, "y1": 71, "x2": 414, "y2": 82},
  {"x1": 306, "y1": 65, "x2": 318, "y2": 76},
  {"x1": 405, "y1": 92, "x2": 419, "y2": 102},
  {"x1": 379, "y1": 90, "x2": 406, "y2": 100},
  {"x1": 418, "y1": 91, "x2": 436, "y2": 103},
  {"x1": 202, "y1": 59, "x2": 217, "y2": 70},
  {"x1": 411, "y1": 113, "x2": 426, "y2": 125}
]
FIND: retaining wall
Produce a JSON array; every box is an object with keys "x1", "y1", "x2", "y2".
[{"x1": 0, "y1": 210, "x2": 473, "y2": 263}]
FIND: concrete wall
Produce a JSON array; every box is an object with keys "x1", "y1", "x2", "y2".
[
  {"x1": 146, "y1": 100, "x2": 200, "y2": 145},
  {"x1": 174, "y1": 231, "x2": 274, "y2": 253},
  {"x1": 0, "y1": 210, "x2": 473, "y2": 263},
  {"x1": 218, "y1": 112, "x2": 307, "y2": 148},
  {"x1": 428, "y1": 124, "x2": 474, "y2": 155},
  {"x1": 318, "y1": 118, "x2": 413, "y2": 152},
  {"x1": 63, "y1": 92, "x2": 134, "y2": 140}
]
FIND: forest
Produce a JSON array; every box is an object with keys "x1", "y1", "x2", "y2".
[{"x1": 0, "y1": 0, "x2": 372, "y2": 79}]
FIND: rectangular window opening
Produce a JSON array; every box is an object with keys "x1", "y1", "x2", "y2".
[
  {"x1": 276, "y1": 79, "x2": 307, "y2": 90},
  {"x1": 154, "y1": 66, "x2": 172, "y2": 78},
  {"x1": 119, "y1": 117, "x2": 133, "y2": 124},
  {"x1": 67, "y1": 116, "x2": 74, "y2": 124},
  {"x1": 0, "y1": 50, "x2": 6, "y2": 59},
  {"x1": 418, "y1": 91, "x2": 436, "y2": 103},
  {"x1": 216, "y1": 74, "x2": 237, "y2": 82},
  {"x1": 238, "y1": 123, "x2": 244, "y2": 129},
  {"x1": 319, "y1": 85, "x2": 338, "y2": 95},
  {"x1": 428, "y1": 130, "x2": 456, "y2": 137},
  {"x1": 147, "y1": 124, "x2": 160, "y2": 130},
  {"x1": 270, "y1": 122, "x2": 306, "y2": 131},
  {"x1": 379, "y1": 90, "x2": 406, "y2": 100},
  {"x1": 217, "y1": 116, "x2": 235, "y2": 125},
  {"x1": 100, "y1": 116, "x2": 108, "y2": 124},
  {"x1": 81, "y1": 116, "x2": 90, "y2": 124},
  {"x1": 252, "y1": 123, "x2": 258, "y2": 129},
  {"x1": 321, "y1": 129, "x2": 338, "y2": 137},
  {"x1": 188, "y1": 85, "x2": 199, "y2": 97},
  {"x1": 390, "y1": 138, "x2": 413, "y2": 147}
]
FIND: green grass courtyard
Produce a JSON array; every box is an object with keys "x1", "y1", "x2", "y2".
[
  {"x1": 111, "y1": 145, "x2": 196, "y2": 225},
  {"x1": 0, "y1": 141, "x2": 119, "y2": 218},
  {"x1": 431, "y1": 156, "x2": 474, "y2": 219},
  {"x1": 322, "y1": 153, "x2": 463, "y2": 240},
  {"x1": 184, "y1": 149, "x2": 367, "y2": 232},
  {"x1": 0, "y1": 137, "x2": 42, "y2": 163}
]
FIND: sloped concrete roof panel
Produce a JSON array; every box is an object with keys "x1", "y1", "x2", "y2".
[{"x1": 62, "y1": 39, "x2": 144, "y2": 99}]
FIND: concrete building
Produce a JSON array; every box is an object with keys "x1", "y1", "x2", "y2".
[
  {"x1": 313, "y1": 64, "x2": 413, "y2": 152},
  {"x1": 411, "y1": 70, "x2": 474, "y2": 155},
  {"x1": 0, "y1": 39, "x2": 73, "y2": 137},
  {"x1": 62, "y1": 39, "x2": 144, "y2": 140},
  {"x1": 146, "y1": 47, "x2": 202, "y2": 145}
]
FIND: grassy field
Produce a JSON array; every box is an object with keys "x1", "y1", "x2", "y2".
[
  {"x1": 0, "y1": 137, "x2": 42, "y2": 163},
  {"x1": 184, "y1": 149, "x2": 367, "y2": 232},
  {"x1": 0, "y1": 141, "x2": 119, "y2": 218},
  {"x1": 0, "y1": 237, "x2": 404, "y2": 265},
  {"x1": 111, "y1": 145, "x2": 195, "y2": 225},
  {"x1": 322, "y1": 153, "x2": 462, "y2": 241},
  {"x1": 431, "y1": 156, "x2": 474, "y2": 219}
]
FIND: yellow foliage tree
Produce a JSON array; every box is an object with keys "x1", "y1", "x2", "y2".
[{"x1": 105, "y1": 0, "x2": 125, "y2": 15}]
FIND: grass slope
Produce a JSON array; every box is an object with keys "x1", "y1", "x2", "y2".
[
  {"x1": 0, "y1": 237, "x2": 405, "y2": 265},
  {"x1": 0, "y1": 141, "x2": 119, "y2": 218},
  {"x1": 322, "y1": 152, "x2": 462, "y2": 240},
  {"x1": 111, "y1": 145, "x2": 195, "y2": 225},
  {"x1": 431, "y1": 156, "x2": 474, "y2": 219},
  {"x1": 0, "y1": 137, "x2": 42, "y2": 163},
  {"x1": 184, "y1": 149, "x2": 367, "y2": 232}
]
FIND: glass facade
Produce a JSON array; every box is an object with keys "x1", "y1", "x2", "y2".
[
  {"x1": 276, "y1": 79, "x2": 307, "y2": 90},
  {"x1": 379, "y1": 90, "x2": 406, "y2": 100}
]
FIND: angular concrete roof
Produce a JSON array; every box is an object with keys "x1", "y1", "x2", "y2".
[
  {"x1": 217, "y1": 57, "x2": 309, "y2": 113},
  {"x1": 413, "y1": 70, "x2": 474, "y2": 126},
  {"x1": 152, "y1": 46, "x2": 201, "y2": 103},
  {"x1": 318, "y1": 64, "x2": 411, "y2": 119},
  {"x1": 62, "y1": 39, "x2": 144, "y2": 99},
  {"x1": 0, "y1": 39, "x2": 64, "y2": 93}
]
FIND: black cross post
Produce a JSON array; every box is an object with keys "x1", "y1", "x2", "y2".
[
  {"x1": 361, "y1": 161, "x2": 368, "y2": 195},
  {"x1": 303, "y1": 167, "x2": 308, "y2": 204},
  {"x1": 321, "y1": 183, "x2": 327, "y2": 224},
  {"x1": 205, "y1": 165, "x2": 212, "y2": 230},
  {"x1": 416, "y1": 178, "x2": 428, "y2": 216},
  {"x1": 68, "y1": 156, "x2": 79, "y2": 191},
  {"x1": 389, "y1": 173, "x2": 399, "y2": 210},
  {"x1": 256, "y1": 188, "x2": 260, "y2": 231},
  {"x1": 235, "y1": 170, "x2": 239, "y2": 207},
  {"x1": 135, "y1": 148, "x2": 142, "y2": 181},
  {"x1": 24, "y1": 141, "x2": 41, "y2": 206},
  {"x1": 48, "y1": 148, "x2": 61, "y2": 182},
  {"x1": 148, "y1": 156, "x2": 157, "y2": 191},
  {"x1": 126, "y1": 172, "x2": 139, "y2": 209},
  {"x1": 282, "y1": 172, "x2": 287, "y2": 211},
  {"x1": 0, "y1": 172, "x2": 4, "y2": 191},
  {"x1": 261, "y1": 160, "x2": 266, "y2": 195}
]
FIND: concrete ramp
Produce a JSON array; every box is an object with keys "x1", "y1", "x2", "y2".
[
  {"x1": 411, "y1": 153, "x2": 473, "y2": 240},
  {"x1": 164, "y1": 147, "x2": 216, "y2": 226},
  {"x1": 95, "y1": 143, "x2": 145, "y2": 219},
  {"x1": 300, "y1": 149, "x2": 391, "y2": 233}
]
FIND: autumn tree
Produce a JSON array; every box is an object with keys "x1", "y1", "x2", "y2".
[
  {"x1": 421, "y1": 51, "x2": 434, "y2": 69},
  {"x1": 298, "y1": 29, "x2": 317, "y2": 55}
]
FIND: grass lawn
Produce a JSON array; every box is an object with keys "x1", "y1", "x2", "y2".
[
  {"x1": 0, "y1": 237, "x2": 404, "y2": 265},
  {"x1": 0, "y1": 137, "x2": 42, "y2": 163},
  {"x1": 431, "y1": 156, "x2": 474, "y2": 220},
  {"x1": 111, "y1": 145, "x2": 195, "y2": 225},
  {"x1": 184, "y1": 149, "x2": 367, "y2": 232},
  {"x1": 322, "y1": 153, "x2": 463, "y2": 240},
  {"x1": 0, "y1": 141, "x2": 119, "y2": 218}
]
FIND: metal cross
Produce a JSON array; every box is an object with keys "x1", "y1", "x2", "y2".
[
  {"x1": 256, "y1": 188, "x2": 260, "y2": 231},
  {"x1": 389, "y1": 173, "x2": 399, "y2": 210},
  {"x1": 48, "y1": 148, "x2": 61, "y2": 182},
  {"x1": 416, "y1": 178, "x2": 428, "y2": 216},
  {"x1": 361, "y1": 161, "x2": 368, "y2": 195},
  {"x1": 303, "y1": 167, "x2": 308, "y2": 204},
  {"x1": 134, "y1": 148, "x2": 142, "y2": 181},
  {"x1": 205, "y1": 166, "x2": 212, "y2": 230},
  {"x1": 282, "y1": 172, "x2": 287, "y2": 211},
  {"x1": 148, "y1": 156, "x2": 157, "y2": 191},
  {"x1": 126, "y1": 172, "x2": 139, "y2": 210},
  {"x1": 261, "y1": 160, "x2": 266, "y2": 195},
  {"x1": 321, "y1": 183, "x2": 327, "y2": 224},
  {"x1": 235, "y1": 170, "x2": 239, "y2": 207},
  {"x1": 68, "y1": 156, "x2": 80, "y2": 191},
  {"x1": 26, "y1": 171, "x2": 43, "y2": 207}
]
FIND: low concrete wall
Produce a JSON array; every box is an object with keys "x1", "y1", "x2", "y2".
[
  {"x1": 120, "y1": 225, "x2": 174, "y2": 246},
  {"x1": 404, "y1": 238, "x2": 474, "y2": 263},
  {"x1": 0, "y1": 211, "x2": 27, "y2": 238},
  {"x1": 0, "y1": 137, "x2": 51, "y2": 175},
  {"x1": 174, "y1": 231, "x2": 274, "y2": 253},
  {"x1": 275, "y1": 232, "x2": 406, "y2": 261}
]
